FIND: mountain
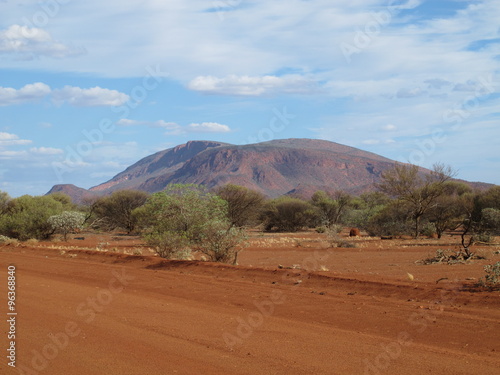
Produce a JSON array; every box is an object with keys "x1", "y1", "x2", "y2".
[{"x1": 47, "y1": 138, "x2": 492, "y2": 203}]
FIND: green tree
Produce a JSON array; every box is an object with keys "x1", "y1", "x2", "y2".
[
  {"x1": 48, "y1": 211, "x2": 86, "y2": 241},
  {"x1": 480, "y1": 208, "x2": 500, "y2": 235},
  {"x1": 343, "y1": 192, "x2": 390, "y2": 229},
  {"x1": 427, "y1": 182, "x2": 472, "y2": 238},
  {"x1": 377, "y1": 163, "x2": 455, "y2": 238},
  {"x1": 215, "y1": 184, "x2": 266, "y2": 227},
  {"x1": 0, "y1": 195, "x2": 64, "y2": 240},
  {"x1": 366, "y1": 201, "x2": 413, "y2": 237},
  {"x1": 476, "y1": 186, "x2": 500, "y2": 210},
  {"x1": 310, "y1": 190, "x2": 352, "y2": 227},
  {"x1": 261, "y1": 196, "x2": 318, "y2": 232},
  {"x1": 0, "y1": 191, "x2": 11, "y2": 215},
  {"x1": 92, "y1": 190, "x2": 149, "y2": 233}
]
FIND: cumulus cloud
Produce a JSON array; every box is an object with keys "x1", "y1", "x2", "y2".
[
  {"x1": 52, "y1": 86, "x2": 129, "y2": 107},
  {"x1": 116, "y1": 119, "x2": 180, "y2": 129},
  {"x1": 0, "y1": 25, "x2": 85, "y2": 59},
  {"x1": 30, "y1": 147, "x2": 64, "y2": 155},
  {"x1": 187, "y1": 122, "x2": 231, "y2": 133},
  {"x1": 0, "y1": 83, "x2": 129, "y2": 107},
  {"x1": 0, "y1": 82, "x2": 51, "y2": 106},
  {"x1": 0, "y1": 150, "x2": 27, "y2": 158},
  {"x1": 188, "y1": 75, "x2": 320, "y2": 96},
  {"x1": 117, "y1": 119, "x2": 231, "y2": 134},
  {"x1": 0, "y1": 132, "x2": 32, "y2": 146}
]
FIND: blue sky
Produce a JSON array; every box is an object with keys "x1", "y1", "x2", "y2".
[{"x1": 1, "y1": 0, "x2": 499, "y2": 197}]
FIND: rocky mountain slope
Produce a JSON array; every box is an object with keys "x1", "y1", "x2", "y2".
[{"x1": 47, "y1": 138, "x2": 491, "y2": 202}]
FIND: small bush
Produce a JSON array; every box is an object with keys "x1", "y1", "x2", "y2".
[
  {"x1": 315, "y1": 226, "x2": 327, "y2": 233},
  {"x1": 475, "y1": 233, "x2": 493, "y2": 244},
  {"x1": 337, "y1": 241, "x2": 358, "y2": 248},
  {"x1": 421, "y1": 248, "x2": 482, "y2": 265},
  {"x1": 325, "y1": 226, "x2": 357, "y2": 248},
  {"x1": 328, "y1": 224, "x2": 343, "y2": 235},
  {"x1": 0, "y1": 235, "x2": 18, "y2": 245},
  {"x1": 482, "y1": 261, "x2": 500, "y2": 286},
  {"x1": 420, "y1": 222, "x2": 436, "y2": 238}
]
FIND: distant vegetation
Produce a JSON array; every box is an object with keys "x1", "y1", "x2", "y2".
[{"x1": 0, "y1": 162, "x2": 499, "y2": 265}]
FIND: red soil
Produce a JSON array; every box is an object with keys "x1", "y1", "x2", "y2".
[{"x1": 1, "y1": 231, "x2": 499, "y2": 374}]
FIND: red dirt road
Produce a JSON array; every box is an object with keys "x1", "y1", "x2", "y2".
[{"x1": 1, "y1": 239, "x2": 499, "y2": 375}]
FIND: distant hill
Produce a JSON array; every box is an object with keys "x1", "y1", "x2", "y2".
[{"x1": 47, "y1": 138, "x2": 493, "y2": 203}]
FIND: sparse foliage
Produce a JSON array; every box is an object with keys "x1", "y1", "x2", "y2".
[
  {"x1": 48, "y1": 211, "x2": 86, "y2": 241},
  {"x1": 198, "y1": 219, "x2": 247, "y2": 264},
  {"x1": 311, "y1": 190, "x2": 352, "y2": 227},
  {"x1": 377, "y1": 163, "x2": 455, "y2": 238},
  {"x1": 0, "y1": 191, "x2": 11, "y2": 215},
  {"x1": 482, "y1": 261, "x2": 500, "y2": 286}
]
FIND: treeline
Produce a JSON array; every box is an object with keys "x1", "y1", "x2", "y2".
[{"x1": 0, "y1": 163, "x2": 499, "y2": 262}]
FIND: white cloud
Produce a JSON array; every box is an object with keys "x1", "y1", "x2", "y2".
[
  {"x1": 52, "y1": 86, "x2": 129, "y2": 107},
  {"x1": 0, "y1": 132, "x2": 32, "y2": 146},
  {"x1": 0, "y1": 83, "x2": 129, "y2": 107},
  {"x1": 117, "y1": 119, "x2": 231, "y2": 133},
  {"x1": 187, "y1": 122, "x2": 231, "y2": 133},
  {"x1": 0, "y1": 25, "x2": 85, "y2": 59},
  {"x1": 0, "y1": 150, "x2": 27, "y2": 158},
  {"x1": 30, "y1": 147, "x2": 64, "y2": 155},
  {"x1": 187, "y1": 75, "x2": 320, "y2": 96},
  {"x1": 382, "y1": 124, "x2": 397, "y2": 131},
  {"x1": 116, "y1": 119, "x2": 180, "y2": 129},
  {"x1": 0, "y1": 82, "x2": 51, "y2": 106}
]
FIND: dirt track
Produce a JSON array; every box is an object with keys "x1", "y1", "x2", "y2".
[{"x1": 1, "y1": 236, "x2": 499, "y2": 375}]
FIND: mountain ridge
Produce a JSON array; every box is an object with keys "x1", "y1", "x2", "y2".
[{"x1": 47, "y1": 138, "x2": 493, "y2": 203}]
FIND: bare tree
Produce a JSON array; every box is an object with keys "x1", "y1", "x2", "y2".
[{"x1": 377, "y1": 163, "x2": 456, "y2": 238}]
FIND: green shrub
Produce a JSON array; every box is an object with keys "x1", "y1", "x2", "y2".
[
  {"x1": 0, "y1": 195, "x2": 65, "y2": 240},
  {"x1": 475, "y1": 233, "x2": 493, "y2": 244},
  {"x1": 261, "y1": 197, "x2": 318, "y2": 232},
  {"x1": 136, "y1": 184, "x2": 245, "y2": 264},
  {"x1": 366, "y1": 202, "x2": 413, "y2": 237},
  {"x1": 420, "y1": 222, "x2": 437, "y2": 238}
]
